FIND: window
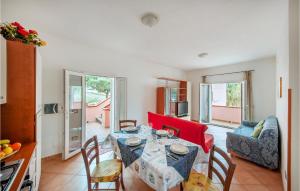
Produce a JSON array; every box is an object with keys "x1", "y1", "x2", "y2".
[{"x1": 212, "y1": 83, "x2": 241, "y2": 107}]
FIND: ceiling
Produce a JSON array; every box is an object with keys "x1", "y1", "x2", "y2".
[{"x1": 3, "y1": 0, "x2": 286, "y2": 70}]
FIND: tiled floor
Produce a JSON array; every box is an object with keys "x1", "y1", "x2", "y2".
[
  {"x1": 39, "y1": 125, "x2": 283, "y2": 191},
  {"x1": 211, "y1": 120, "x2": 240, "y2": 128}
]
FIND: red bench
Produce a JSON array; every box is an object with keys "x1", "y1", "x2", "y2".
[{"x1": 148, "y1": 112, "x2": 214, "y2": 153}]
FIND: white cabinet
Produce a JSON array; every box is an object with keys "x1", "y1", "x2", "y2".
[{"x1": 0, "y1": 37, "x2": 7, "y2": 104}]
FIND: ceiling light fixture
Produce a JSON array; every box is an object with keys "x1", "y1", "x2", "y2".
[
  {"x1": 141, "y1": 12, "x2": 159, "y2": 27},
  {"x1": 198, "y1": 53, "x2": 208, "y2": 58}
]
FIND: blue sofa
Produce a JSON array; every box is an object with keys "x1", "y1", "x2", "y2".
[{"x1": 226, "y1": 116, "x2": 279, "y2": 169}]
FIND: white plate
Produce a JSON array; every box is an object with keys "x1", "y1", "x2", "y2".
[
  {"x1": 156, "y1": 130, "x2": 168, "y2": 136},
  {"x1": 170, "y1": 144, "x2": 189, "y2": 155},
  {"x1": 125, "y1": 137, "x2": 141, "y2": 146},
  {"x1": 123, "y1": 126, "x2": 138, "y2": 132}
]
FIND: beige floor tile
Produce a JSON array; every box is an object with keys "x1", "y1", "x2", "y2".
[
  {"x1": 244, "y1": 185, "x2": 269, "y2": 191},
  {"x1": 39, "y1": 125, "x2": 284, "y2": 191}
]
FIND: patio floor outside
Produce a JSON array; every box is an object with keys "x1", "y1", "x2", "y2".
[{"x1": 86, "y1": 122, "x2": 110, "y2": 143}]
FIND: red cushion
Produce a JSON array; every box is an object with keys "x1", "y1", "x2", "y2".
[{"x1": 148, "y1": 112, "x2": 213, "y2": 153}]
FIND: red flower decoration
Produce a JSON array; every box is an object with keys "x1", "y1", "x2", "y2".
[
  {"x1": 11, "y1": 22, "x2": 24, "y2": 29},
  {"x1": 18, "y1": 29, "x2": 29, "y2": 37},
  {"x1": 29, "y1": 29, "x2": 38, "y2": 35}
]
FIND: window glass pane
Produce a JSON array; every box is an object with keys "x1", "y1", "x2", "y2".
[{"x1": 226, "y1": 83, "x2": 241, "y2": 107}]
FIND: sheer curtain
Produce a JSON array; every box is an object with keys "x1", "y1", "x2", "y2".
[
  {"x1": 113, "y1": 77, "x2": 127, "y2": 131},
  {"x1": 243, "y1": 71, "x2": 253, "y2": 121}
]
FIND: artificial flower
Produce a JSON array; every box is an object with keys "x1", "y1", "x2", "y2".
[
  {"x1": 29, "y1": 29, "x2": 38, "y2": 35},
  {"x1": 11, "y1": 22, "x2": 24, "y2": 29},
  {"x1": 17, "y1": 28, "x2": 29, "y2": 36},
  {"x1": 0, "y1": 21, "x2": 46, "y2": 47},
  {"x1": 40, "y1": 40, "x2": 47, "y2": 46}
]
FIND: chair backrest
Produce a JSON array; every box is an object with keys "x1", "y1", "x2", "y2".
[
  {"x1": 162, "y1": 125, "x2": 180, "y2": 137},
  {"x1": 208, "y1": 145, "x2": 236, "y2": 191},
  {"x1": 81, "y1": 136, "x2": 100, "y2": 184},
  {"x1": 119, "y1": 120, "x2": 137, "y2": 129}
]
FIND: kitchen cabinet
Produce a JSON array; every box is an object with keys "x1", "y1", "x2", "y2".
[{"x1": 0, "y1": 40, "x2": 42, "y2": 190}]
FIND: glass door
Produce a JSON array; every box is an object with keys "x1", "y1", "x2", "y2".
[
  {"x1": 64, "y1": 70, "x2": 86, "y2": 160},
  {"x1": 113, "y1": 77, "x2": 127, "y2": 131},
  {"x1": 199, "y1": 83, "x2": 212, "y2": 123}
]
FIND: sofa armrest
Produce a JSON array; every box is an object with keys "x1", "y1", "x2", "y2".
[
  {"x1": 242, "y1": 120, "x2": 258, "y2": 127},
  {"x1": 226, "y1": 132, "x2": 259, "y2": 153}
]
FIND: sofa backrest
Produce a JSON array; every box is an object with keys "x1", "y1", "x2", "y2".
[
  {"x1": 258, "y1": 116, "x2": 279, "y2": 140},
  {"x1": 148, "y1": 112, "x2": 210, "y2": 153}
]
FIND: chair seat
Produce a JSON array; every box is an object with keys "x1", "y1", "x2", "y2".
[
  {"x1": 91, "y1": 159, "x2": 122, "y2": 183},
  {"x1": 183, "y1": 172, "x2": 220, "y2": 191}
]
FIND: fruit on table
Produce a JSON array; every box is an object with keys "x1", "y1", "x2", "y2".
[
  {"x1": 0, "y1": 151, "x2": 5, "y2": 158},
  {"x1": 3, "y1": 147, "x2": 13, "y2": 155},
  {"x1": 2, "y1": 143, "x2": 9, "y2": 148},
  {"x1": 0, "y1": 139, "x2": 10, "y2": 145},
  {"x1": 11, "y1": 143, "x2": 22, "y2": 151}
]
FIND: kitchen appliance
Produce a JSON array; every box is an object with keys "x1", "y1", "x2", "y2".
[{"x1": 0, "y1": 159, "x2": 24, "y2": 191}]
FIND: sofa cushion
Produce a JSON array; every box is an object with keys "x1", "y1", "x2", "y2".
[
  {"x1": 233, "y1": 126, "x2": 254, "y2": 137},
  {"x1": 251, "y1": 120, "x2": 264, "y2": 138}
]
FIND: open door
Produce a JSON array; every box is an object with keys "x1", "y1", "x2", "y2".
[
  {"x1": 199, "y1": 83, "x2": 212, "y2": 123},
  {"x1": 113, "y1": 77, "x2": 127, "y2": 131},
  {"x1": 64, "y1": 70, "x2": 86, "y2": 160}
]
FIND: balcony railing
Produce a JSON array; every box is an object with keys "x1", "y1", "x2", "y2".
[{"x1": 212, "y1": 105, "x2": 241, "y2": 124}]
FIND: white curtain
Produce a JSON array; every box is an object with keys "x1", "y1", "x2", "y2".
[
  {"x1": 199, "y1": 83, "x2": 211, "y2": 123},
  {"x1": 113, "y1": 77, "x2": 127, "y2": 131},
  {"x1": 243, "y1": 71, "x2": 253, "y2": 121}
]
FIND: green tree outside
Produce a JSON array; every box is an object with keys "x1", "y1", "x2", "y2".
[
  {"x1": 226, "y1": 83, "x2": 241, "y2": 107},
  {"x1": 86, "y1": 75, "x2": 111, "y2": 104}
]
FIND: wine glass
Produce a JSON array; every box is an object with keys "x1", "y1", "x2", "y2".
[{"x1": 168, "y1": 130, "x2": 174, "y2": 138}]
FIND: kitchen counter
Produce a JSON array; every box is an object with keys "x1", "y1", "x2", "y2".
[{"x1": 4, "y1": 142, "x2": 36, "y2": 191}]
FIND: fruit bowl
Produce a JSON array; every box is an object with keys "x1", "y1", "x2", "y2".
[
  {"x1": 0, "y1": 149, "x2": 19, "y2": 160},
  {"x1": 0, "y1": 140, "x2": 22, "y2": 160}
]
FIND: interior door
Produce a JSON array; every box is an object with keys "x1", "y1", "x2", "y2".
[
  {"x1": 64, "y1": 70, "x2": 86, "y2": 160},
  {"x1": 199, "y1": 83, "x2": 212, "y2": 123}
]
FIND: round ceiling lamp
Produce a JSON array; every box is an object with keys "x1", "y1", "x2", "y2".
[
  {"x1": 198, "y1": 52, "x2": 208, "y2": 58},
  {"x1": 141, "y1": 13, "x2": 159, "y2": 27}
]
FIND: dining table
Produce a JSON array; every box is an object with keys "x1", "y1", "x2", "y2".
[{"x1": 109, "y1": 125, "x2": 209, "y2": 191}]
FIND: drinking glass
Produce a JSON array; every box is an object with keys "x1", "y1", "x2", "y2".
[{"x1": 168, "y1": 130, "x2": 174, "y2": 138}]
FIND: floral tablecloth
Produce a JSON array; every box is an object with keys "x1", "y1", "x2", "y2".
[{"x1": 109, "y1": 125, "x2": 208, "y2": 191}]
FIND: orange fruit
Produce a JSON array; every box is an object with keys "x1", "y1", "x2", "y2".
[{"x1": 11, "y1": 143, "x2": 21, "y2": 151}]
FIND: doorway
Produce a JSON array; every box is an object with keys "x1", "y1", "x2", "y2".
[
  {"x1": 85, "y1": 75, "x2": 113, "y2": 143},
  {"x1": 200, "y1": 82, "x2": 243, "y2": 128},
  {"x1": 64, "y1": 70, "x2": 127, "y2": 160}
]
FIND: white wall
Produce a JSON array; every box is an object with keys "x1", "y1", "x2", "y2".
[
  {"x1": 187, "y1": 57, "x2": 276, "y2": 122},
  {"x1": 276, "y1": 1, "x2": 289, "y2": 189},
  {"x1": 42, "y1": 36, "x2": 186, "y2": 157},
  {"x1": 276, "y1": 0, "x2": 300, "y2": 190},
  {"x1": 2, "y1": 5, "x2": 186, "y2": 157}
]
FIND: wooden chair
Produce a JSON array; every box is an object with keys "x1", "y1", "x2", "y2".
[
  {"x1": 162, "y1": 125, "x2": 180, "y2": 137},
  {"x1": 181, "y1": 145, "x2": 236, "y2": 191},
  {"x1": 119, "y1": 120, "x2": 137, "y2": 129},
  {"x1": 81, "y1": 136, "x2": 125, "y2": 191}
]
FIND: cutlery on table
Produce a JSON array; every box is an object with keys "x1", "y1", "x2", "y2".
[{"x1": 166, "y1": 151, "x2": 179, "y2": 160}]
